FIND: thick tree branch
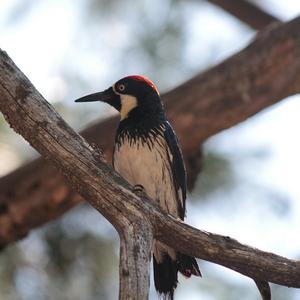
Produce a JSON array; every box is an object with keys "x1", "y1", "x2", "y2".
[
  {"x1": 154, "y1": 217, "x2": 300, "y2": 287},
  {"x1": 0, "y1": 49, "x2": 154, "y2": 299},
  {"x1": 1, "y1": 16, "x2": 300, "y2": 249},
  {"x1": 206, "y1": 0, "x2": 280, "y2": 30},
  {"x1": 119, "y1": 223, "x2": 152, "y2": 300},
  {"x1": 0, "y1": 49, "x2": 300, "y2": 298}
]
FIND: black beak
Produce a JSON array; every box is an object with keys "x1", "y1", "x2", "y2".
[{"x1": 75, "y1": 87, "x2": 115, "y2": 103}]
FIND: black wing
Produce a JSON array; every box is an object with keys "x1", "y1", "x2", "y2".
[{"x1": 163, "y1": 121, "x2": 187, "y2": 220}]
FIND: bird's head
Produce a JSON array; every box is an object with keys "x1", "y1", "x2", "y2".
[{"x1": 75, "y1": 75, "x2": 163, "y2": 121}]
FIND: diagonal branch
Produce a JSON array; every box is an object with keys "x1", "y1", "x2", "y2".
[
  {"x1": 0, "y1": 48, "x2": 300, "y2": 299},
  {"x1": 1, "y1": 16, "x2": 300, "y2": 250},
  {"x1": 0, "y1": 49, "x2": 153, "y2": 299},
  {"x1": 206, "y1": 0, "x2": 280, "y2": 30}
]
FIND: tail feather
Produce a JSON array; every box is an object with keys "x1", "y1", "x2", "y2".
[
  {"x1": 153, "y1": 255, "x2": 177, "y2": 300},
  {"x1": 153, "y1": 253, "x2": 200, "y2": 300},
  {"x1": 177, "y1": 253, "x2": 201, "y2": 278}
]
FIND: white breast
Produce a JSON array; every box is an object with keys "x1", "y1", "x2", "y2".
[{"x1": 113, "y1": 134, "x2": 178, "y2": 217}]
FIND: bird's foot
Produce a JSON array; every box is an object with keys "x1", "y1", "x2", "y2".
[{"x1": 133, "y1": 184, "x2": 146, "y2": 197}]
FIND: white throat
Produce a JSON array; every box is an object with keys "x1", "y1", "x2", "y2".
[{"x1": 120, "y1": 94, "x2": 138, "y2": 120}]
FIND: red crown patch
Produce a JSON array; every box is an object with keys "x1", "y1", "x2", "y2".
[{"x1": 126, "y1": 75, "x2": 159, "y2": 95}]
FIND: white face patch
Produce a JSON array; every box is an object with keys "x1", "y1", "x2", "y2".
[
  {"x1": 112, "y1": 84, "x2": 138, "y2": 120},
  {"x1": 120, "y1": 94, "x2": 138, "y2": 120}
]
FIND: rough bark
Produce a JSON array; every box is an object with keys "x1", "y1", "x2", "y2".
[
  {"x1": 0, "y1": 49, "x2": 300, "y2": 300},
  {"x1": 1, "y1": 16, "x2": 300, "y2": 249},
  {"x1": 206, "y1": 0, "x2": 280, "y2": 30},
  {"x1": 0, "y1": 49, "x2": 153, "y2": 299},
  {"x1": 119, "y1": 222, "x2": 152, "y2": 300}
]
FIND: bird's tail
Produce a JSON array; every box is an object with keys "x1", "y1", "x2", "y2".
[
  {"x1": 153, "y1": 252, "x2": 201, "y2": 300},
  {"x1": 177, "y1": 253, "x2": 201, "y2": 278}
]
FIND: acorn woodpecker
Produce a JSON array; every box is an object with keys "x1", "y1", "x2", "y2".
[{"x1": 75, "y1": 75, "x2": 201, "y2": 299}]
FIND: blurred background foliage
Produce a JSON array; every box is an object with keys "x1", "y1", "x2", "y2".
[{"x1": 1, "y1": 0, "x2": 300, "y2": 299}]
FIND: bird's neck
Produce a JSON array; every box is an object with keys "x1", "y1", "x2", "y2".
[
  {"x1": 119, "y1": 107, "x2": 165, "y2": 131},
  {"x1": 118, "y1": 92, "x2": 166, "y2": 132},
  {"x1": 116, "y1": 103, "x2": 166, "y2": 144}
]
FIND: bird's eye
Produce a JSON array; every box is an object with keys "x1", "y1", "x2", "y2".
[{"x1": 118, "y1": 84, "x2": 126, "y2": 92}]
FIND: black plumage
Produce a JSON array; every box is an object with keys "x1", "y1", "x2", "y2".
[
  {"x1": 163, "y1": 121, "x2": 187, "y2": 220},
  {"x1": 75, "y1": 75, "x2": 201, "y2": 299}
]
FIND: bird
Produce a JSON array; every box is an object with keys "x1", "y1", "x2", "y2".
[{"x1": 75, "y1": 75, "x2": 201, "y2": 299}]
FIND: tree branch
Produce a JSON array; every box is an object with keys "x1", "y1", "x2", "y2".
[
  {"x1": 154, "y1": 216, "x2": 300, "y2": 287},
  {"x1": 1, "y1": 16, "x2": 300, "y2": 249},
  {"x1": 119, "y1": 222, "x2": 153, "y2": 300},
  {"x1": 206, "y1": 0, "x2": 280, "y2": 30},
  {"x1": 0, "y1": 49, "x2": 154, "y2": 299},
  {"x1": 0, "y1": 48, "x2": 300, "y2": 299}
]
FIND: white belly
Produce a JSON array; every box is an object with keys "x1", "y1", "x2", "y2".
[{"x1": 113, "y1": 135, "x2": 178, "y2": 217}]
